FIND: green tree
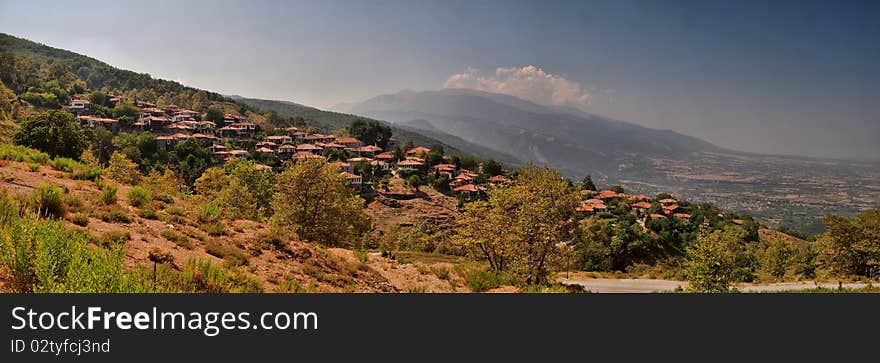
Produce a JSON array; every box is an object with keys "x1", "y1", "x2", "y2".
[
  {"x1": 482, "y1": 159, "x2": 503, "y2": 176},
  {"x1": 89, "y1": 91, "x2": 108, "y2": 107},
  {"x1": 816, "y1": 209, "x2": 880, "y2": 277},
  {"x1": 270, "y1": 158, "x2": 370, "y2": 247},
  {"x1": 453, "y1": 163, "x2": 580, "y2": 284},
  {"x1": 105, "y1": 152, "x2": 141, "y2": 185},
  {"x1": 14, "y1": 110, "x2": 90, "y2": 159},
  {"x1": 205, "y1": 106, "x2": 224, "y2": 124},
  {"x1": 112, "y1": 101, "x2": 141, "y2": 127},
  {"x1": 686, "y1": 227, "x2": 743, "y2": 292},
  {"x1": 171, "y1": 139, "x2": 214, "y2": 185},
  {"x1": 91, "y1": 126, "x2": 115, "y2": 164},
  {"x1": 347, "y1": 119, "x2": 392, "y2": 149},
  {"x1": 580, "y1": 174, "x2": 597, "y2": 191}
]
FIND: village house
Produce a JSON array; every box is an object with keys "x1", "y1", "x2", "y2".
[
  {"x1": 451, "y1": 170, "x2": 479, "y2": 187},
  {"x1": 355, "y1": 145, "x2": 383, "y2": 157},
  {"x1": 191, "y1": 133, "x2": 217, "y2": 146},
  {"x1": 453, "y1": 183, "x2": 486, "y2": 202},
  {"x1": 223, "y1": 113, "x2": 244, "y2": 125},
  {"x1": 406, "y1": 146, "x2": 431, "y2": 157},
  {"x1": 277, "y1": 144, "x2": 297, "y2": 158},
  {"x1": 133, "y1": 116, "x2": 172, "y2": 132},
  {"x1": 488, "y1": 175, "x2": 510, "y2": 185},
  {"x1": 265, "y1": 135, "x2": 293, "y2": 144},
  {"x1": 370, "y1": 160, "x2": 390, "y2": 171},
  {"x1": 659, "y1": 198, "x2": 678, "y2": 205},
  {"x1": 632, "y1": 201, "x2": 652, "y2": 213},
  {"x1": 336, "y1": 137, "x2": 364, "y2": 149},
  {"x1": 342, "y1": 172, "x2": 363, "y2": 192},
  {"x1": 397, "y1": 158, "x2": 425, "y2": 171},
  {"x1": 597, "y1": 190, "x2": 621, "y2": 200},
  {"x1": 295, "y1": 143, "x2": 323, "y2": 154},
  {"x1": 333, "y1": 161, "x2": 355, "y2": 174},
  {"x1": 68, "y1": 99, "x2": 91, "y2": 115},
  {"x1": 136, "y1": 100, "x2": 156, "y2": 109},
  {"x1": 375, "y1": 152, "x2": 395, "y2": 162},
  {"x1": 75, "y1": 115, "x2": 119, "y2": 132},
  {"x1": 431, "y1": 163, "x2": 457, "y2": 178},
  {"x1": 141, "y1": 107, "x2": 166, "y2": 117}
]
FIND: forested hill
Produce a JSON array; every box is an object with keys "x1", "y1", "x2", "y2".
[
  {"x1": 0, "y1": 33, "x2": 226, "y2": 102},
  {"x1": 0, "y1": 33, "x2": 482, "y2": 159}
]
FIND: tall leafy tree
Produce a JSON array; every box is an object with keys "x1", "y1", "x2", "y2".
[
  {"x1": 347, "y1": 119, "x2": 392, "y2": 148},
  {"x1": 270, "y1": 157, "x2": 370, "y2": 247},
  {"x1": 14, "y1": 110, "x2": 90, "y2": 159},
  {"x1": 454, "y1": 163, "x2": 580, "y2": 284}
]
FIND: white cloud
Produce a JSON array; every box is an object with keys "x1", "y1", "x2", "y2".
[{"x1": 443, "y1": 65, "x2": 591, "y2": 111}]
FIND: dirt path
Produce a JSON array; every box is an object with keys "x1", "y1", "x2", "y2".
[{"x1": 559, "y1": 277, "x2": 874, "y2": 293}]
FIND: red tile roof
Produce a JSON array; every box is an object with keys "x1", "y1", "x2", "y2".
[
  {"x1": 632, "y1": 201, "x2": 652, "y2": 209},
  {"x1": 650, "y1": 213, "x2": 668, "y2": 220},
  {"x1": 406, "y1": 146, "x2": 431, "y2": 155},
  {"x1": 453, "y1": 184, "x2": 483, "y2": 192},
  {"x1": 598, "y1": 190, "x2": 620, "y2": 199}
]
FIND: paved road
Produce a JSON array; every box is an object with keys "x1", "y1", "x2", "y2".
[{"x1": 559, "y1": 278, "x2": 874, "y2": 293}]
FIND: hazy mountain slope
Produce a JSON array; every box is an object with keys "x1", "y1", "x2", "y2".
[{"x1": 339, "y1": 89, "x2": 720, "y2": 179}]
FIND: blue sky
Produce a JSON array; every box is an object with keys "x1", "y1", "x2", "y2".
[{"x1": 1, "y1": 0, "x2": 878, "y2": 160}]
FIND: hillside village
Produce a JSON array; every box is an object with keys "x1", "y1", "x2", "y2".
[{"x1": 1, "y1": 33, "x2": 878, "y2": 294}]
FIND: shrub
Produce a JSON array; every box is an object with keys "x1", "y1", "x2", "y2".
[
  {"x1": 0, "y1": 212, "x2": 146, "y2": 292},
  {"x1": 205, "y1": 240, "x2": 249, "y2": 267},
  {"x1": 98, "y1": 208, "x2": 131, "y2": 223},
  {"x1": 0, "y1": 144, "x2": 49, "y2": 164},
  {"x1": 202, "y1": 221, "x2": 227, "y2": 237},
  {"x1": 49, "y1": 157, "x2": 78, "y2": 172},
  {"x1": 137, "y1": 208, "x2": 158, "y2": 220},
  {"x1": 161, "y1": 230, "x2": 191, "y2": 249},
  {"x1": 31, "y1": 184, "x2": 65, "y2": 218},
  {"x1": 99, "y1": 184, "x2": 118, "y2": 205},
  {"x1": 93, "y1": 230, "x2": 131, "y2": 248},
  {"x1": 127, "y1": 187, "x2": 152, "y2": 207},
  {"x1": 69, "y1": 214, "x2": 89, "y2": 226},
  {"x1": 198, "y1": 203, "x2": 222, "y2": 223},
  {"x1": 27, "y1": 163, "x2": 39, "y2": 172},
  {"x1": 460, "y1": 268, "x2": 510, "y2": 292}
]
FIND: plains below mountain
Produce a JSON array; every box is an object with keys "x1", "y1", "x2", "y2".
[{"x1": 336, "y1": 89, "x2": 880, "y2": 234}]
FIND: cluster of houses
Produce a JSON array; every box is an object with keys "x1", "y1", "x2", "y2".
[
  {"x1": 66, "y1": 97, "x2": 514, "y2": 197},
  {"x1": 576, "y1": 189, "x2": 692, "y2": 222}
]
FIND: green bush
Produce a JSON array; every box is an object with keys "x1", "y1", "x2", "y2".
[
  {"x1": 127, "y1": 187, "x2": 152, "y2": 207},
  {"x1": 0, "y1": 212, "x2": 146, "y2": 292},
  {"x1": 49, "y1": 157, "x2": 79, "y2": 172},
  {"x1": 460, "y1": 268, "x2": 511, "y2": 292},
  {"x1": 205, "y1": 240, "x2": 249, "y2": 267},
  {"x1": 69, "y1": 214, "x2": 89, "y2": 226},
  {"x1": 137, "y1": 208, "x2": 158, "y2": 220},
  {"x1": 161, "y1": 230, "x2": 191, "y2": 249},
  {"x1": 93, "y1": 230, "x2": 131, "y2": 248},
  {"x1": 31, "y1": 184, "x2": 65, "y2": 218},
  {"x1": 98, "y1": 208, "x2": 130, "y2": 223},
  {"x1": 100, "y1": 184, "x2": 118, "y2": 205},
  {"x1": 202, "y1": 221, "x2": 227, "y2": 237},
  {"x1": 28, "y1": 163, "x2": 40, "y2": 172},
  {"x1": 0, "y1": 144, "x2": 50, "y2": 164}
]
